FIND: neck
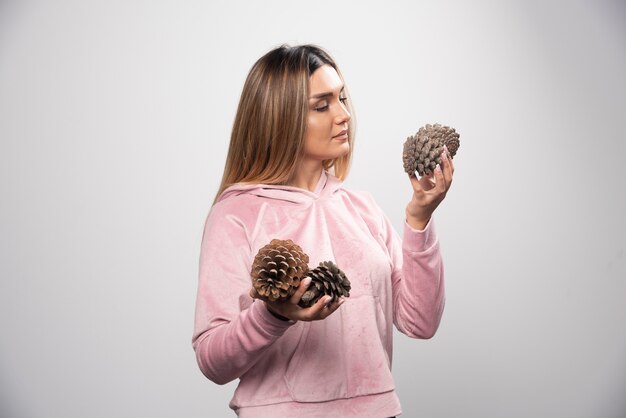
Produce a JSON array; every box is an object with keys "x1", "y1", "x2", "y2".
[{"x1": 289, "y1": 160, "x2": 324, "y2": 192}]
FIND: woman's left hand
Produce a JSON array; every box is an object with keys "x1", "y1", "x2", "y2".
[{"x1": 405, "y1": 145, "x2": 455, "y2": 230}]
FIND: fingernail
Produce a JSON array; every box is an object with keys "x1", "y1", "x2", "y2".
[
  {"x1": 303, "y1": 277, "x2": 311, "y2": 286},
  {"x1": 441, "y1": 149, "x2": 447, "y2": 160},
  {"x1": 435, "y1": 164, "x2": 442, "y2": 173}
]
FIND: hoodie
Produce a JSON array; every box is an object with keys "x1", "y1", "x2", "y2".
[{"x1": 192, "y1": 170, "x2": 445, "y2": 418}]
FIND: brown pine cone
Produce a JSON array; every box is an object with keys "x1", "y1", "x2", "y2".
[
  {"x1": 402, "y1": 123, "x2": 460, "y2": 176},
  {"x1": 251, "y1": 239, "x2": 309, "y2": 302},
  {"x1": 298, "y1": 261, "x2": 351, "y2": 308}
]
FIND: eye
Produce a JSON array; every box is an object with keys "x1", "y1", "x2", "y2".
[
  {"x1": 339, "y1": 96, "x2": 348, "y2": 104},
  {"x1": 314, "y1": 101, "x2": 329, "y2": 112}
]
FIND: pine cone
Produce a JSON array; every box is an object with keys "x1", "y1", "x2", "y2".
[
  {"x1": 251, "y1": 239, "x2": 310, "y2": 302},
  {"x1": 402, "y1": 123, "x2": 460, "y2": 176},
  {"x1": 298, "y1": 261, "x2": 351, "y2": 308}
]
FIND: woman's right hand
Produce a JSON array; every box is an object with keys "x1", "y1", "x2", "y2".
[{"x1": 249, "y1": 277, "x2": 345, "y2": 322}]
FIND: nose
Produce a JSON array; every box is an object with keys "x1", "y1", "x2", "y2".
[{"x1": 335, "y1": 101, "x2": 351, "y2": 125}]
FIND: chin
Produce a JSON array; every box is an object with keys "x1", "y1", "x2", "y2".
[{"x1": 336, "y1": 142, "x2": 350, "y2": 157}]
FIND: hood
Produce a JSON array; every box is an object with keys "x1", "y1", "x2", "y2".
[{"x1": 217, "y1": 170, "x2": 343, "y2": 204}]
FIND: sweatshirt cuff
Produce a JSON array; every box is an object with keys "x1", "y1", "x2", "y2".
[
  {"x1": 403, "y1": 216, "x2": 438, "y2": 252},
  {"x1": 251, "y1": 300, "x2": 296, "y2": 334}
]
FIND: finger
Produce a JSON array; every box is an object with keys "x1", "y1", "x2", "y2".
[
  {"x1": 408, "y1": 172, "x2": 423, "y2": 193},
  {"x1": 444, "y1": 145, "x2": 455, "y2": 175},
  {"x1": 305, "y1": 295, "x2": 333, "y2": 320},
  {"x1": 433, "y1": 164, "x2": 447, "y2": 194},
  {"x1": 320, "y1": 297, "x2": 345, "y2": 319},
  {"x1": 440, "y1": 149, "x2": 453, "y2": 189},
  {"x1": 289, "y1": 277, "x2": 312, "y2": 304},
  {"x1": 412, "y1": 172, "x2": 435, "y2": 193},
  {"x1": 449, "y1": 154, "x2": 455, "y2": 176}
]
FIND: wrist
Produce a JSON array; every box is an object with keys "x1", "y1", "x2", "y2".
[
  {"x1": 406, "y1": 214, "x2": 430, "y2": 231},
  {"x1": 265, "y1": 303, "x2": 290, "y2": 322}
]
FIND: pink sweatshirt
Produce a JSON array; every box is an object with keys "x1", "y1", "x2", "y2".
[{"x1": 192, "y1": 170, "x2": 445, "y2": 417}]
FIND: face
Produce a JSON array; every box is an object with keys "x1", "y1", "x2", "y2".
[{"x1": 302, "y1": 64, "x2": 352, "y2": 164}]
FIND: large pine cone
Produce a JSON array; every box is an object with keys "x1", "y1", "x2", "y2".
[
  {"x1": 298, "y1": 261, "x2": 351, "y2": 308},
  {"x1": 251, "y1": 239, "x2": 310, "y2": 302},
  {"x1": 402, "y1": 123, "x2": 460, "y2": 176}
]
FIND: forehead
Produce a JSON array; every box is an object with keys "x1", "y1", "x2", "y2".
[{"x1": 309, "y1": 65, "x2": 343, "y2": 94}]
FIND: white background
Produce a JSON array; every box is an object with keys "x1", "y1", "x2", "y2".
[{"x1": 1, "y1": 1, "x2": 625, "y2": 417}]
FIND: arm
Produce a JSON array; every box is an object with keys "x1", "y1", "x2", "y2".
[
  {"x1": 191, "y1": 207, "x2": 294, "y2": 385},
  {"x1": 381, "y1": 213, "x2": 446, "y2": 339},
  {"x1": 385, "y1": 144, "x2": 452, "y2": 338}
]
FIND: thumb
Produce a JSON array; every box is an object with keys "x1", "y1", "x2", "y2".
[
  {"x1": 289, "y1": 277, "x2": 312, "y2": 304},
  {"x1": 409, "y1": 172, "x2": 424, "y2": 192}
]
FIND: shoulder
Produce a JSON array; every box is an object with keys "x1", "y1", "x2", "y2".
[
  {"x1": 202, "y1": 193, "x2": 265, "y2": 241},
  {"x1": 210, "y1": 193, "x2": 263, "y2": 219}
]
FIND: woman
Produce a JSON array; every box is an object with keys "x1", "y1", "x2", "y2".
[{"x1": 192, "y1": 44, "x2": 454, "y2": 417}]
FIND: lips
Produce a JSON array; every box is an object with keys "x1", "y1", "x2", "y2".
[{"x1": 332, "y1": 129, "x2": 348, "y2": 139}]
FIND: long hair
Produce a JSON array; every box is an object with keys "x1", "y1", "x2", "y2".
[{"x1": 212, "y1": 44, "x2": 355, "y2": 205}]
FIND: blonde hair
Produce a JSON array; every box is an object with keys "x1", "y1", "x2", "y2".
[{"x1": 212, "y1": 44, "x2": 355, "y2": 205}]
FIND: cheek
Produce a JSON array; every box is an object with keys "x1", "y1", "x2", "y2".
[{"x1": 306, "y1": 114, "x2": 330, "y2": 140}]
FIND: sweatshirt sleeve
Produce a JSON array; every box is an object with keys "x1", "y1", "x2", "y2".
[
  {"x1": 191, "y1": 203, "x2": 294, "y2": 385},
  {"x1": 376, "y1": 203, "x2": 446, "y2": 339}
]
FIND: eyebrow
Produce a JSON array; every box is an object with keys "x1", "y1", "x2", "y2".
[{"x1": 309, "y1": 86, "x2": 345, "y2": 100}]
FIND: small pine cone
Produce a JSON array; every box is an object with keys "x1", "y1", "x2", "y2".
[
  {"x1": 251, "y1": 239, "x2": 310, "y2": 302},
  {"x1": 403, "y1": 123, "x2": 460, "y2": 176},
  {"x1": 298, "y1": 261, "x2": 351, "y2": 308}
]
